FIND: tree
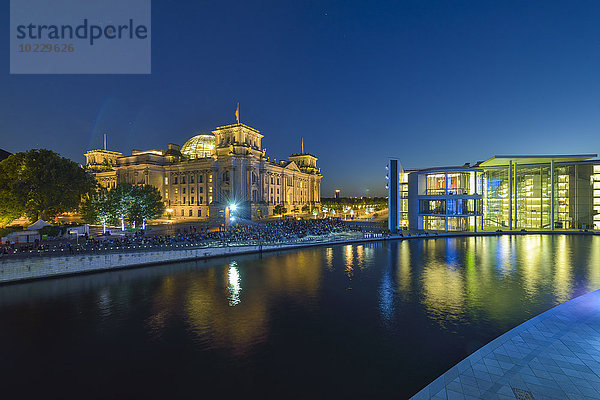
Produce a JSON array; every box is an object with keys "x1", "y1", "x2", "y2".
[
  {"x1": 0, "y1": 149, "x2": 95, "y2": 225},
  {"x1": 273, "y1": 204, "x2": 287, "y2": 216},
  {"x1": 312, "y1": 207, "x2": 319, "y2": 219},
  {"x1": 80, "y1": 187, "x2": 114, "y2": 233},
  {"x1": 108, "y1": 183, "x2": 134, "y2": 231},
  {"x1": 127, "y1": 185, "x2": 165, "y2": 229},
  {"x1": 81, "y1": 183, "x2": 165, "y2": 231}
]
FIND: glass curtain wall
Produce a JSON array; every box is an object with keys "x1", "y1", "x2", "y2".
[
  {"x1": 426, "y1": 174, "x2": 446, "y2": 195},
  {"x1": 594, "y1": 165, "x2": 600, "y2": 230},
  {"x1": 447, "y1": 172, "x2": 471, "y2": 195},
  {"x1": 399, "y1": 173, "x2": 409, "y2": 228},
  {"x1": 482, "y1": 167, "x2": 510, "y2": 228},
  {"x1": 483, "y1": 163, "x2": 597, "y2": 230},
  {"x1": 515, "y1": 166, "x2": 552, "y2": 229}
]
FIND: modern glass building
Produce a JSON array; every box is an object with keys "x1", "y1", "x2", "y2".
[{"x1": 389, "y1": 154, "x2": 600, "y2": 232}]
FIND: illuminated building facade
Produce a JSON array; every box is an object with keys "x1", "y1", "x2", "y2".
[
  {"x1": 389, "y1": 154, "x2": 600, "y2": 232},
  {"x1": 85, "y1": 123, "x2": 322, "y2": 220}
]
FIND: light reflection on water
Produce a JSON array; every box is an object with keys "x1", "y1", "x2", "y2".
[{"x1": 0, "y1": 235, "x2": 599, "y2": 399}]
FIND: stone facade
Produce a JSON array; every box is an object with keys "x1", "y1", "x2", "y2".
[{"x1": 85, "y1": 123, "x2": 322, "y2": 220}]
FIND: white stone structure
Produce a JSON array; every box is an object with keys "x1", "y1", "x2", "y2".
[{"x1": 85, "y1": 123, "x2": 322, "y2": 220}]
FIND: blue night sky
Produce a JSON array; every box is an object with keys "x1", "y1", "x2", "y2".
[{"x1": 2, "y1": 0, "x2": 600, "y2": 197}]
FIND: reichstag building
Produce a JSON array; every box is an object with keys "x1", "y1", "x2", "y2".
[{"x1": 85, "y1": 123, "x2": 322, "y2": 221}]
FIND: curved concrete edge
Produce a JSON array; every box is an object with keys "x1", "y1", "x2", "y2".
[
  {"x1": 0, "y1": 235, "x2": 381, "y2": 285},
  {"x1": 410, "y1": 289, "x2": 600, "y2": 399}
]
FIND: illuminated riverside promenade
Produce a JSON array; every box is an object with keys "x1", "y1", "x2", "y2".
[
  {"x1": 411, "y1": 288, "x2": 600, "y2": 399},
  {"x1": 0, "y1": 234, "x2": 599, "y2": 398}
]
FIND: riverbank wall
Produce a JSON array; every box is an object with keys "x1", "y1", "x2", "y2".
[{"x1": 0, "y1": 230, "x2": 597, "y2": 285}]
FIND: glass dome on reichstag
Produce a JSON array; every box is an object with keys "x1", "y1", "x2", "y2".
[{"x1": 180, "y1": 134, "x2": 215, "y2": 159}]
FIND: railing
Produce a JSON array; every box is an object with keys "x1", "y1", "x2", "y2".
[{"x1": 0, "y1": 231, "x2": 366, "y2": 260}]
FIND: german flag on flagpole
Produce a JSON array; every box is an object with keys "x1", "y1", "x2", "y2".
[{"x1": 235, "y1": 103, "x2": 239, "y2": 124}]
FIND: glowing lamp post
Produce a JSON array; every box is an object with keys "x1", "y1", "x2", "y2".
[{"x1": 225, "y1": 203, "x2": 237, "y2": 228}]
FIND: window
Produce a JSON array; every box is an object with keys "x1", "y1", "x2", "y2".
[
  {"x1": 277, "y1": 178, "x2": 280, "y2": 185},
  {"x1": 189, "y1": 209, "x2": 193, "y2": 216},
  {"x1": 252, "y1": 173, "x2": 257, "y2": 184},
  {"x1": 200, "y1": 196, "x2": 203, "y2": 204},
  {"x1": 181, "y1": 209, "x2": 184, "y2": 216},
  {"x1": 165, "y1": 177, "x2": 169, "y2": 185},
  {"x1": 174, "y1": 188, "x2": 179, "y2": 194},
  {"x1": 190, "y1": 175, "x2": 194, "y2": 184},
  {"x1": 198, "y1": 209, "x2": 202, "y2": 217},
  {"x1": 182, "y1": 187, "x2": 186, "y2": 194},
  {"x1": 419, "y1": 200, "x2": 446, "y2": 214},
  {"x1": 191, "y1": 197, "x2": 194, "y2": 204},
  {"x1": 271, "y1": 177, "x2": 274, "y2": 184},
  {"x1": 426, "y1": 174, "x2": 445, "y2": 195},
  {"x1": 165, "y1": 192, "x2": 169, "y2": 199},
  {"x1": 222, "y1": 171, "x2": 230, "y2": 182},
  {"x1": 271, "y1": 196, "x2": 273, "y2": 202},
  {"x1": 209, "y1": 174, "x2": 212, "y2": 183},
  {"x1": 270, "y1": 188, "x2": 273, "y2": 193},
  {"x1": 183, "y1": 197, "x2": 186, "y2": 204},
  {"x1": 199, "y1": 175, "x2": 203, "y2": 183},
  {"x1": 191, "y1": 187, "x2": 194, "y2": 194},
  {"x1": 182, "y1": 176, "x2": 186, "y2": 184},
  {"x1": 174, "y1": 177, "x2": 178, "y2": 184},
  {"x1": 277, "y1": 188, "x2": 279, "y2": 194}
]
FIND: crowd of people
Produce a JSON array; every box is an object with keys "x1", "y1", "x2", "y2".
[{"x1": 1, "y1": 218, "x2": 366, "y2": 257}]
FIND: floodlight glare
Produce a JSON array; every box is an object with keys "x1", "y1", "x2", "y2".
[{"x1": 229, "y1": 204, "x2": 237, "y2": 211}]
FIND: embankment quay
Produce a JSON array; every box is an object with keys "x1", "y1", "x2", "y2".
[{"x1": 0, "y1": 230, "x2": 598, "y2": 285}]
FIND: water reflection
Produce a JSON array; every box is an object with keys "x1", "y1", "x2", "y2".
[
  {"x1": 421, "y1": 240, "x2": 466, "y2": 327},
  {"x1": 1, "y1": 236, "x2": 599, "y2": 399},
  {"x1": 325, "y1": 247, "x2": 334, "y2": 270},
  {"x1": 227, "y1": 262, "x2": 242, "y2": 306},
  {"x1": 344, "y1": 245, "x2": 354, "y2": 278}
]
